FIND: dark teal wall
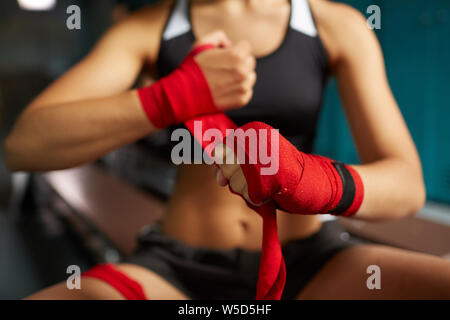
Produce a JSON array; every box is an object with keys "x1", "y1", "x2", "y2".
[{"x1": 314, "y1": 0, "x2": 450, "y2": 204}]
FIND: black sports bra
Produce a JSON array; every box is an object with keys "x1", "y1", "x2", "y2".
[{"x1": 151, "y1": 0, "x2": 330, "y2": 154}]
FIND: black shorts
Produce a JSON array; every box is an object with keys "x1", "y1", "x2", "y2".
[{"x1": 126, "y1": 220, "x2": 360, "y2": 299}]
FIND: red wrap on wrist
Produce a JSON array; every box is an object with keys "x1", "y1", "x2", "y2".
[
  {"x1": 137, "y1": 44, "x2": 217, "y2": 128},
  {"x1": 228, "y1": 121, "x2": 364, "y2": 217}
]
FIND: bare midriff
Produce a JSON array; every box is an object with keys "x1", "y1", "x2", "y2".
[{"x1": 161, "y1": 164, "x2": 322, "y2": 250}]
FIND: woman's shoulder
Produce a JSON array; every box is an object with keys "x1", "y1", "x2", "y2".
[
  {"x1": 308, "y1": 0, "x2": 377, "y2": 69},
  {"x1": 107, "y1": 0, "x2": 175, "y2": 64},
  {"x1": 309, "y1": 0, "x2": 367, "y2": 27}
]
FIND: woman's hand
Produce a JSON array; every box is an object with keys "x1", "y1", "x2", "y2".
[
  {"x1": 213, "y1": 141, "x2": 259, "y2": 206},
  {"x1": 194, "y1": 31, "x2": 257, "y2": 111},
  {"x1": 213, "y1": 122, "x2": 364, "y2": 216}
]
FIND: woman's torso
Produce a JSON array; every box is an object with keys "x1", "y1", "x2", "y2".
[{"x1": 136, "y1": 0, "x2": 332, "y2": 250}]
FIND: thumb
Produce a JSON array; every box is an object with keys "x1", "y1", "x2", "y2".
[{"x1": 212, "y1": 143, "x2": 239, "y2": 175}]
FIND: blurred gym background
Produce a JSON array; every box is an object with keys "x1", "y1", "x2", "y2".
[{"x1": 0, "y1": 0, "x2": 449, "y2": 299}]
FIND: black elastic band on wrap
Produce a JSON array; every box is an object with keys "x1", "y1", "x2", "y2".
[{"x1": 328, "y1": 161, "x2": 356, "y2": 215}]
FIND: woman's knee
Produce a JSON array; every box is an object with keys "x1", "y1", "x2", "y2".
[
  {"x1": 26, "y1": 263, "x2": 188, "y2": 300},
  {"x1": 25, "y1": 278, "x2": 123, "y2": 300},
  {"x1": 297, "y1": 244, "x2": 450, "y2": 299}
]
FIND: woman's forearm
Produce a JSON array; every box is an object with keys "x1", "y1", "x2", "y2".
[
  {"x1": 4, "y1": 90, "x2": 155, "y2": 172},
  {"x1": 4, "y1": 41, "x2": 256, "y2": 172},
  {"x1": 351, "y1": 158, "x2": 426, "y2": 221}
]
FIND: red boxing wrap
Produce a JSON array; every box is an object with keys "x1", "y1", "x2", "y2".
[
  {"x1": 228, "y1": 122, "x2": 364, "y2": 217},
  {"x1": 137, "y1": 44, "x2": 217, "y2": 128},
  {"x1": 182, "y1": 46, "x2": 364, "y2": 300},
  {"x1": 186, "y1": 115, "x2": 287, "y2": 300},
  {"x1": 82, "y1": 264, "x2": 147, "y2": 300}
]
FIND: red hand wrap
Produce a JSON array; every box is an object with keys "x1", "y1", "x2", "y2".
[
  {"x1": 138, "y1": 44, "x2": 217, "y2": 128},
  {"x1": 182, "y1": 46, "x2": 363, "y2": 301},
  {"x1": 186, "y1": 115, "x2": 287, "y2": 300},
  {"x1": 229, "y1": 121, "x2": 364, "y2": 217}
]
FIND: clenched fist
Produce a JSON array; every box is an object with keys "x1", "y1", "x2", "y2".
[{"x1": 193, "y1": 31, "x2": 257, "y2": 111}]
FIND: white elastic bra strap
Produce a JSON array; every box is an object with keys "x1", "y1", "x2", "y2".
[
  {"x1": 163, "y1": 0, "x2": 191, "y2": 41},
  {"x1": 290, "y1": 0, "x2": 318, "y2": 37}
]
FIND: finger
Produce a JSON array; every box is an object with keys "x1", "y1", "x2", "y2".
[
  {"x1": 221, "y1": 71, "x2": 256, "y2": 93},
  {"x1": 212, "y1": 44, "x2": 254, "y2": 70},
  {"x1": 218, "y1": 88, "x2": 254, "y2": 109},
  {"x1": 215, "y1": 147, "x2": 241, "y2": 182},
  {"x1": 242, "y1": 184, "x2": 254, "y2": 205},
  {"x1": 247, "y1": 55, "x2": 257, "y2": 71},
  {"x1": 248, "y1": 70, "x2": 257, "y2": 88},
  {"x1": 213, "y1": 143, "x2": 236, "y2": 166},
  {"x1": 214, "y1": 142, "x2": 266, "y2": 207},
  {"x1": 228, "y1": 168, "x2": 247, "y2": 195},
  {"x1": 216, "y1": 168, "x2": 229, "y2": 187},
  {"x1": 234, "y1": 40, "x2": 252, "y2": 55},
  {"x1": 195, "y1": 30, "x2": 232, "y2": 48},
  {"x1": 221, "y1": 163, "x2": 240, "y2": 184}
]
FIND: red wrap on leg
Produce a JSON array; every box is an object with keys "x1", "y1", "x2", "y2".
[{"x1": 82, "y1": 264, "x2": 147, "y2": 300}]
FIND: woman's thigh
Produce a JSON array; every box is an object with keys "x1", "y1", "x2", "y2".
[
  {"x1": 25, "y1": 263, "x2": 189, "y2": 300},
  {"x1": 297, "y1": 244, "x2": 450, "y2": 300}
]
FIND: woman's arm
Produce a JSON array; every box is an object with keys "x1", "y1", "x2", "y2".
[
  {"x1": 4, "y1": 3, "x2": 256, "y2": 172},
  {"x1": 4, "y1": 8, "x2": 164, "y2": 172},
  {"x1": 215, "y1": 1, "x2": 426, "y2": 222},
  {"x1": 314, "y1": 1, "x2": 426, "y2": 220}
]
